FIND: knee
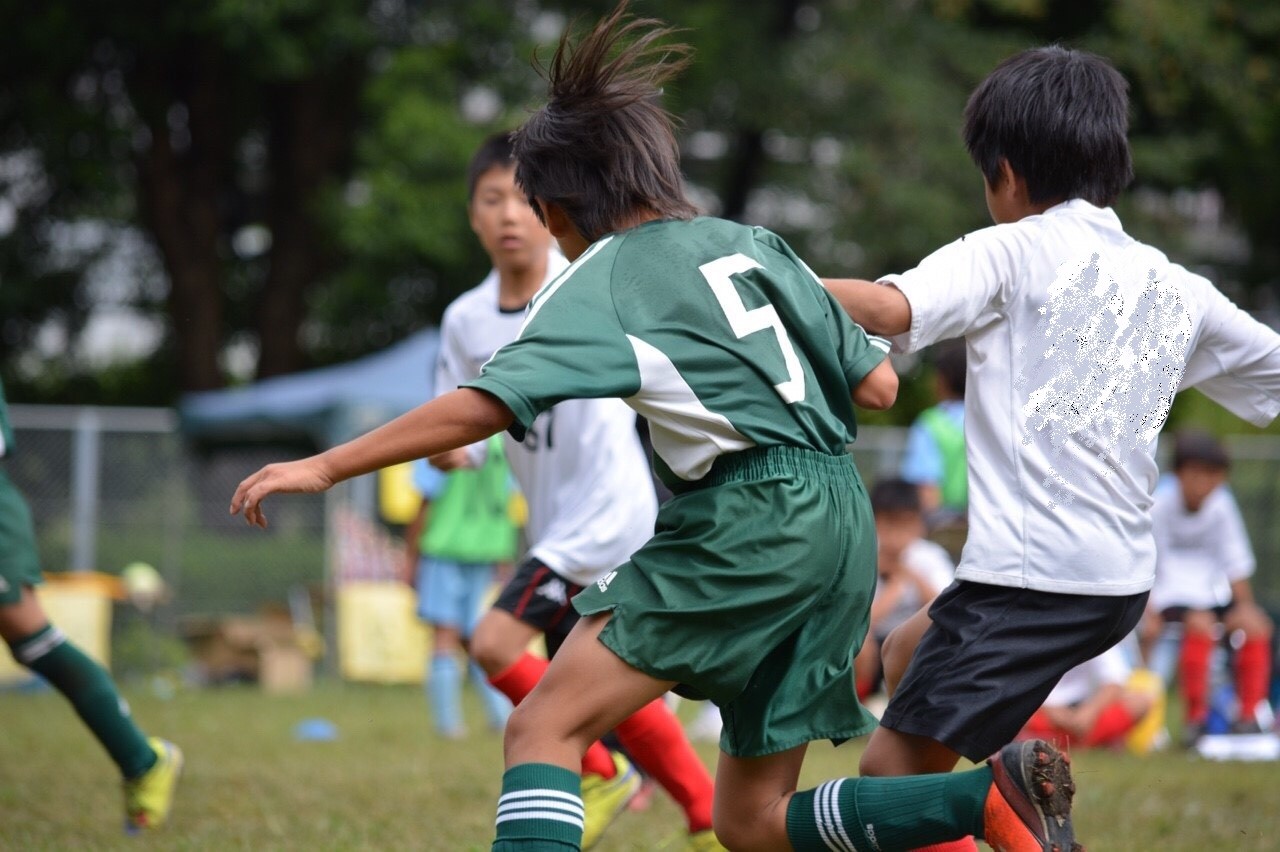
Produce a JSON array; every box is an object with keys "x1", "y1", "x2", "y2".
[
  {"x1": 712, "y1": 813, "x2": 779, "y2": 852},
  {"x1": 470, "y1": 620, "x2": 515, "y2": 675}
]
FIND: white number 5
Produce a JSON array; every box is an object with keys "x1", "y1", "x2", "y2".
[{"x1": 699, "y1": 253, "x2": 806, "y2": 404}]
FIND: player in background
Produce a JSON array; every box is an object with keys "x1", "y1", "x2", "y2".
[
  {"x1": 899, "y1": 342, "x2": 967, "y2": 531},
  {"x1": 427, "y1": 132, "x2": 720, "y2": 850},
  {"x1": 1016, "y1": 645, "x2": 1165, "y2": 755},
  {"x1": 0, "y1": 378, "x2": 182, "y2": 831},
  {"x1": 855, "y1": 478, "x2": 954, "y2": 701},
  {"x1": 826, "y1": 44, "x2": 1280, "y2": 852},
  {"x1": 1146, "y1": 431, "x2": 1274, "y2": 743},
  {"x1": 231, "y1": 7, "x2": 1082, "y2": 850},
  {"x1": 401, "y1": 438, "x2": 517, "y2": 738}
]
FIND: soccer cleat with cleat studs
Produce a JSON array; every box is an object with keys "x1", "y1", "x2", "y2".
[{"x1": 982, "y1": 739, "x2": 1083, "y2": 852}]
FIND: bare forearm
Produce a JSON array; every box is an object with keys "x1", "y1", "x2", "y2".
[
  {"x1": 824, "y1": 278, "x2": 912, "y2": 336},
  {"x1": 319, "y1": 389, "x2": 513, "y2": 483}
]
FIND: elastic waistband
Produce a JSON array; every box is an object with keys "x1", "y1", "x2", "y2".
[{"x1": 680, "y1": 445, "x2": 857, "y2": 491}]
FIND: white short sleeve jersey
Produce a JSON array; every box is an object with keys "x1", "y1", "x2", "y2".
[
  {"x1": 437, "y1": 253, "x2": 657, "y2": 585},
  {"x1": 881, "y1": 200, "x2": 1280, "y2": 595},
  {"x1": 1044, "y1": 644, "x2": 1132, "y2": 707},
  {"x1": 1149, "y1": 478, "x2": 1254, "y2": 611}
]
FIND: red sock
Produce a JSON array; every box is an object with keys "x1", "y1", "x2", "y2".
[
  {"x1": 489, "y1": 652, "x2": 616, "y2": 779},
  {"x1": 1235, "y1": 638, "x2": 1272, "y2": 722},
  {"x1": 1179, "y1": 632, "x2": 1214, "y2": 724},
  {"x1": 1018, "y1": 708, "x2": 1074, "y2": 751},
  {"x1": 1082, "y1": 701, "x2": 1137, "y2": 747},
  {"x1": 909, "y1": 839, "x2": 979, "y2": 851},
  {"x1": 613, "y1": 698, "x2": 715, "y2": 832},
  {"x1": 856, "y1": 674, "x2": 877, "y2": 700}
]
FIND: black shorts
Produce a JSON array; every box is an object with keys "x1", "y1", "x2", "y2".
[
  {"x1": 1160, "y1": 603, "x2": 1233, "y2": 622},
  {"x1": 880, "y1": 580, "x2": 1147, "y2": 761},
  {"x1": 491, "y1": 556, "x2": 585, "y2": 658}
]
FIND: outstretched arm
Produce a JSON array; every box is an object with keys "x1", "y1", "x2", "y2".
[
  {"x1": 230, "y1": 388, "x2": 513, "y2": 528},
  {"x1": 824, "y1": 278, "x2": 912, "y2": 337}
]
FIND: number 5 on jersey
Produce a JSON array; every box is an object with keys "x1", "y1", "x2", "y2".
[{"x1": 700, "y1": 253, "x2": 806, "y2": 404}]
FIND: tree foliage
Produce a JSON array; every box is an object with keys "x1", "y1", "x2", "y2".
[{"x1": 0, "y1": 0, "x2": 1276, "y2": 414}]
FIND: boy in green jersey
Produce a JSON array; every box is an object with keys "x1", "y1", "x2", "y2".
[{"x1": 232, "y1": 4, "x2": 1077, "y2": 850}]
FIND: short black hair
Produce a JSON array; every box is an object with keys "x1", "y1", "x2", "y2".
[
  {"x1": 933, "y1": 341, "x2": 966, "y2": 398},
  {"x1": 871, "y1": 477, "x2": 922, "y2": 515},
  {"x1": 963, "y1": 46, "x2": 1133, "y2": 208},
  {"x1": 467, "y1": 132, "x2": 516, "y2": 201},
  {"x1": 1172, "y1": 430, "x2": 1230, "y2": 471},
  {"x1": 512, "y1": 1, "x2": 698, "y2": 243}
]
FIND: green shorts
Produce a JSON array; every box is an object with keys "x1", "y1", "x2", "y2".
[
  {"x1": 0, "y1": 467, "x2": 42, "y2": 605},
  {"x1": 574, "y1": 446, "x2": 879, "y2": 757}
]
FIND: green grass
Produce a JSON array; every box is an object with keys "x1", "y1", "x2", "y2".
[{"x1": 1, "y1": 682, "x2": 1277, "y2": 850}]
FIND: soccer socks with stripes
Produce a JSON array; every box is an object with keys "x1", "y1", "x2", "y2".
[
  {"x1": 429, "y1": 653, "x2": 464, "y2": 736},
  {"x1": 613, "y1": 697, "x2": 715, "y2": 832},
  {"x1": 9, "y1": 625, "x2": 156, "y2": 779},
  {"x1": 489, "y1": 653, "x2": 617, "y2": 779},
  {"x1": 785, "y1": 766, "x2": 990, "y2": 852},
  {"x1": 493, "y1": 763, "x2": 583, "y2": 851},
  {"x1": 1179, "y1": 631, "x2": 1214, "y2": 724}
]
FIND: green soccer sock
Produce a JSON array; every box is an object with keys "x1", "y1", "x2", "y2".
[
  {"x1": 492, "y1": 763, "x2": 584, "y2": 851},
  {"x1": 786, "y1": 765, "x2": 991, "y2": 851},
  {"x1": 10, "y1": 625, "x2": 157, "y2": 780}
]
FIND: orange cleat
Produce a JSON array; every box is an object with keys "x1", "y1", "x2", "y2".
[{"x1": 983, "y1": 739, "x2": 1082, "y2": 852}]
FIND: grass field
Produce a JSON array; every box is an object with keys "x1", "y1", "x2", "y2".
[{"x1": 1, "y1": 681, "x2": 1276, "y2": 851}]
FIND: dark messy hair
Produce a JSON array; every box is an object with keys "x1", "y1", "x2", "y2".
[
  {"x1": 871, "y1": 477, "x2": 922, "y2": 516},
  {"x1": 963, "y1": 46, "x2": 1133, "y2": 207},
  {"x1": 1172, "y1": 430, "x2": 1230, "y2": 471},
  {"x1": 933, "y1": 340, "x2": 967, "y2": 398},
  {"x1": 512, "y1": 1, "x2": 698, "y2": 243},
  {"x1": 467, "y1": 132, "x2": 516, "y2": 201}
]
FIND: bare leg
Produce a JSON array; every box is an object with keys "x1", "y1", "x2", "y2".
[
  {"x1": 712, "y1": 746, "x2": 807, "y2": 852},
  {"x1": 862, "y1": 605, "x2": 964, "y2": 776},
  {"x1": 503, "y1": 612, "x2": 675, "y2": 769},
  {"x1": 879, "y1": 604, "x2": 933, "y2": 697}
]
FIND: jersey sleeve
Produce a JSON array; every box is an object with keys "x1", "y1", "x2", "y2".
[
  {"x1": 464, "y1": 258, "x2": 642, "y2": 440},
  {"x1": 1181, "y1": 276, "x2": 1280, "y2": 427},
  {"x1": 816, "y1": 284, "x2": 891, "y2": 391},
  {"x1": 879, "y1": 223, "x2": 1030, "y2": 353}
]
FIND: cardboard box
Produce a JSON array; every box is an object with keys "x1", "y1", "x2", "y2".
[{"x1": 180, "y1": 609, "x2": 314, "y2": 694}]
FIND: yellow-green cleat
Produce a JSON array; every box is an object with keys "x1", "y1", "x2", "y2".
[
  {"x1": 580, "y1": 751, "x2": 640, "y2": 849},
  {"x1": 124, "y1": 737, "x2": 183, "y2": 833}
]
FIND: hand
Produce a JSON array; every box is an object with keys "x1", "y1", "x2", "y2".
[
  {"x1": 230, "y1": 457, "x2": 335, "y2": 528},
  {"x1": 428, "y1": 447, "x2": 474, "y2": 472}
]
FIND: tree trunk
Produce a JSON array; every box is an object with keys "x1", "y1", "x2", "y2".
[
  {"x1": 134, "y1": 43, "x2": 232, "y2": 393},
  {"x1": 255, "y1": 58, "x2": 364, "y2": 379}
]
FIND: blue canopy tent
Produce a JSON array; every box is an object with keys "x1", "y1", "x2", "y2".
[{"x1": 179, "y1": 328, "x2": 439, "y2": 448}]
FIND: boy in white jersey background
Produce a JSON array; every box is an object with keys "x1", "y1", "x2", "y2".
[
  {"x1": 1146, "y1": 431, "x2": 1274, "y2": 742},
  {"x1": 827, "y1": 44, "x2": 1280, "y2": 847},
  {"x1": 429, "y1": 132, "x2": 719, "y2": 849},
  {"x1": 231, "y1": 6, "x2": 1083, "y2": 850}
]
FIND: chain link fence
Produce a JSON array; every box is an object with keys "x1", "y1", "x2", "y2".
[{"x1": 6, "y1": 406, "x2": 1280, "y2": 676}]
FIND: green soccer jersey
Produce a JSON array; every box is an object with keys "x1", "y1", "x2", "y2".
[{"x1": 466, "y1": 217, "x2": 890, "y2": 489}]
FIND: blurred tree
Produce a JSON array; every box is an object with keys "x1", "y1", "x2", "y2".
[{"x1": 0, "y1": 0, "x2": 1275, "y2": 416}]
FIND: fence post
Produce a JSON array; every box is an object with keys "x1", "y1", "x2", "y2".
[{"x1": 70, "y1": 407, "x2": 102, "y2": 573}]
